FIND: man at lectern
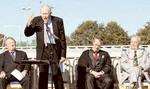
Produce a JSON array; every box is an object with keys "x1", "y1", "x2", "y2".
[{"x1": 24, "y1": 4, "x2": 66, "y2": 89}]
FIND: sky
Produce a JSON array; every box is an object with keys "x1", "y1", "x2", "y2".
[{"x1": 0, "y1": 0, "x2": 150, "y2": 42}]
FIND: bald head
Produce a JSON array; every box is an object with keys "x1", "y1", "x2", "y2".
[
  {"x1": 130, "y1": 36, "x2": 141, "y2": 50},
  {"x1": 40, "y1": 5, "x2": 51, "y2": 13},
  {"x1": 40, "y1": 5, "x2": 52, "y2": 23}
]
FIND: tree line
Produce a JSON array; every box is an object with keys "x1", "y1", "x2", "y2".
[{"x1": 68, "y1": 21, "x2": 150, "y2": 45}]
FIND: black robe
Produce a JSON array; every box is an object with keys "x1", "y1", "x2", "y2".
[{"x1": 76, "y1": 49, "x2": 112, "y2": 89}]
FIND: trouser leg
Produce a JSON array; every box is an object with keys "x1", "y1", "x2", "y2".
[
  {"x1": 86, "y1": 74, "x2": 95, "y2": 89},
  {"x1": 137, "y1": 76, "x2": 142, "y2": 89},
  {"x1": 39, "y1": 65, "x2": 49, "y2": 89},
  {"x1": 39, "y1": 71, "x2": 48, "y2": 89},
  {"x1": 51, "y1": 63, "x2": 64, "y2": 89},
  {"x1": 143, "y1": 72, "x2": 150, "y2": 82},
  {"x1": 0, "y1": 78, "x2": 7, "y2": 89},
  {"x1": 20, "y1": 75, "x2": 30, "y2": 89},
  {"x1": 103, "y1": 75, "x2": 112, "y2": 89},
  {"x1": 95, "y1": 74, "x2": 112, "y2": 89}
]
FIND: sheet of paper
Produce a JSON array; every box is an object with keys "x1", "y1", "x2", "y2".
[{"x1": 11, "y1": 69, "x2": 25, "y2": 81}]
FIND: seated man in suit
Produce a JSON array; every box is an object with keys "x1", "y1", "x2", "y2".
[
  {"x1": 77, "y1": 37, "x2": 112, "y2": 89},
  {"x1": 0, "y1": 37, "x2": 29, "y2": 89},
  {"x1": 121, "y1": 35, "x2": 150, "y2": 89}
]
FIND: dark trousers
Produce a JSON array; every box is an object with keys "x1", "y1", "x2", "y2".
[
  {"x1": 86, "y1": 74, "x2": 112, "y2": 89},
  {"x1": 38, "y1": 44, "x2": 64, "y2": 89},
  {"x1": 0, "y1": 75, "x2": 29, "y2": 89}
]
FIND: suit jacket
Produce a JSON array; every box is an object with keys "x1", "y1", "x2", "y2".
[
  {"x1": 24, "y1": 16, "x2": 66, "y2": 62},
  {"x1": 77, "y1": 49, "x2": 112, "y2": 89},
  {"x1": 0, "y1": 50, "x2": 28, "y2": 77},
  {"x1": 120, "y1": 47, "x2": 150, "y2": 83}
]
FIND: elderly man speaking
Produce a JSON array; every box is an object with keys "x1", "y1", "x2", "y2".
[{"x1": 24, "y1": 4, "x2": 66, "y2": 89}]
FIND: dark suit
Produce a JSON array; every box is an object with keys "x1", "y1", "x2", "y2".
[
  {"x1": 0, "y1": 50, "x2": 29, "y2": 89},
  {"x1": 77, "y1": 49, "x2": 112, "y2": 89},
  {"x1": 24, "y1": 16, "x2": 66, "y2": 89}
]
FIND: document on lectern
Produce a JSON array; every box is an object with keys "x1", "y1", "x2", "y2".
[{"x1": 11, "y1": 69, "x2": 25, "y2": 81}]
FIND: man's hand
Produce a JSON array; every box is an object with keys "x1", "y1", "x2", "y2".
[
  {"x1": 98, "y1": 71, "x2": 105, "y2": 76},
  {"x1": 59, "y1": 57, "x2": 66, "y2": 64},
  {"x1": 27, "y1": 15, "x2": 34, "y2": 26},
  {"x1": 0, "y1": 71, "x2": 6, "y2": 78},
  {"x1": 90, "y1": 70, "x2": 101, "y2": 78},
  {"x1": 22, "y1": 70, "x2": 28, "y2": 77}
]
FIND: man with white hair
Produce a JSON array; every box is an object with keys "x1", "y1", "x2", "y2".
[
  {"x1": 24, "y1": 4, "x2": 66, "y2": 89},
  {"x1": 121, "y1": 35, "x2": 150, "y2": 89}
]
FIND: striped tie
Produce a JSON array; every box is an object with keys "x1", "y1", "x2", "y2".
[
  {"x1": 11, "y1": 51, "x2": 15, "y2": 61},
  {"x1": 133, "y1": 50, "x2": 138, "y2": 66},
  {"x1": 45, "y1": 23, "x2": 56, "y2": 44}
]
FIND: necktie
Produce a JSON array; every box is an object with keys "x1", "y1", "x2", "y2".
[
  {"x1": 133, "y1": 50, "x2": 138, "y2": 66},
  {"x1": 93, "y1": 52, "x2": 99, "y2": 62},
  {"x1": 44, "y1": 24, "x2": 48, "y2": 46},
  {"x1": 45, "y1": 23, "x2": 56, "y2": 44},
  {"x1": 11, "y1": 51, "x2": 15, "y2": 61}
]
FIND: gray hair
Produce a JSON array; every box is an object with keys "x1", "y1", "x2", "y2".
[
  {"x1": 5, "y1": 37, "x2": 16, "y2": 45},
  {"x1": 40, "y1": 4, "x2": 53, "y2": 12}
]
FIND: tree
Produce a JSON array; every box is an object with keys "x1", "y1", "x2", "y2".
[
  {"x1": 137, "y1": 22, "x2": 150, "y2": 45},
  {"x1": 0, "y1": 33, "x2": 4, "y2": 47},
  {"x1": 69, "y1": 20, "x2": 105, "y2": 46},
  {"x1": 104, "y1": 21, "x2": 129, "y2": 45},
  {"x1": 69, "y1": 20, "x2": 130, "y2": 45}
]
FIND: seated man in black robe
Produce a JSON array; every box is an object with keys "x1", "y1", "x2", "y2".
[{"x1": 76, "y1": 37, "x2": 113, "y2": 89}]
